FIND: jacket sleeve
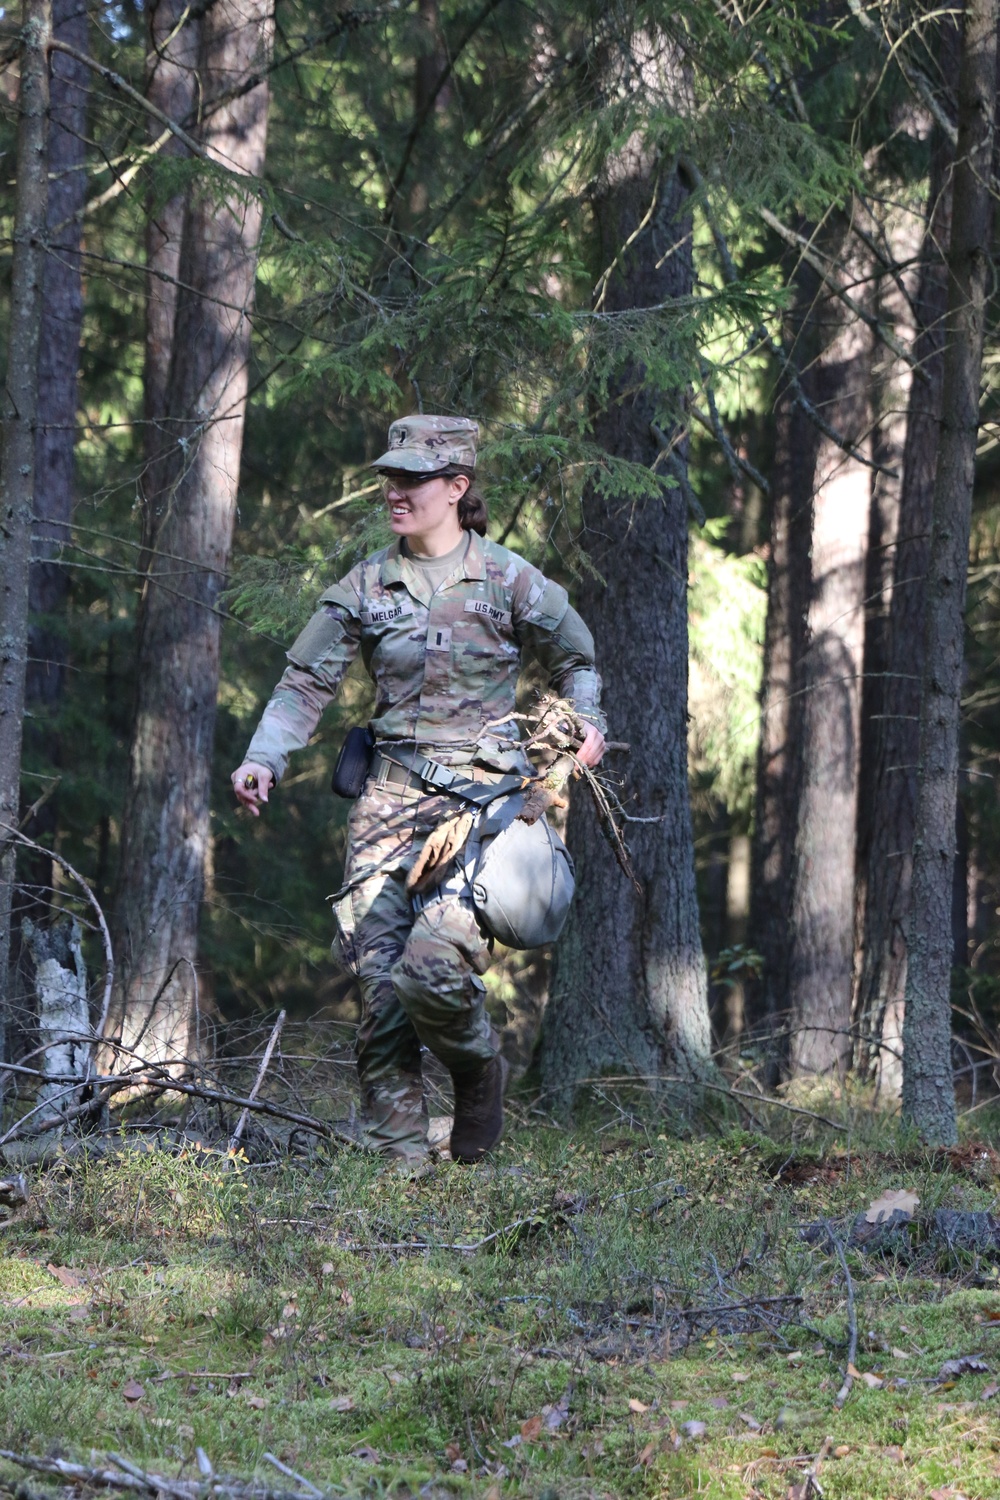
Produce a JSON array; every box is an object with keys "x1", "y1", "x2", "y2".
[
  {"x1": 243, "y1": 598, "x2": 361, "y2": 784},
  {"x1": 511, "y1": 568, "x2": 607, "y2": 734}
]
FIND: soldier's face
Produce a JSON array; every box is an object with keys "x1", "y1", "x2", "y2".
[{"x1": 381, "y1": 471, "x2": 464, "y2": 544}]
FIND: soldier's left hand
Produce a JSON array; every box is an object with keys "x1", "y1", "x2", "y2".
[{"x1": 575, "y1": 723, "x2": 606, "y2": 768}]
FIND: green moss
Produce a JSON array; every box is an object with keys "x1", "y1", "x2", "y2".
[{"x1": 1, "y1": 1126, "x2": 999, "y2": 1498}]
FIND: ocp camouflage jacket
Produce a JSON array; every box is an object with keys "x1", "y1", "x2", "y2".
[{"x1": 244, "y1": 531, "x2": 605, "y2": 783}]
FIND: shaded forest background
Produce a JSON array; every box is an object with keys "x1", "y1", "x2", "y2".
[{"x1": 2, "y1": 0, "x2": 1000, "y2": 1148}]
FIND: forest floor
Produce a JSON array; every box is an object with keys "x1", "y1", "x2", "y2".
[{"x1": 2, "y1": 1099, "x2": 1000, "y2": 1500}]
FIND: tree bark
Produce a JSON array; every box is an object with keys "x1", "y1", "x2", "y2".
[
  {"x1": 107, "y1": 0, "x2": 274, "y2": 1068},
  {"x1": 543, "y1": 136, "x2": 714, "y2": 1102},
  {"x1": 745, "y1": 358, "x2": 814, "y2": 1059},
  {"x1": 27, "y1": 0, "x2": 87, "y2": 716},
  {"x1": 855, "y1": 70, "x2": 957, "y2": 1099},
  {"x1": 21, "y1": 0, "x2": 88, "y2": 899},
  {"x1": 787, "y1": 228, "x2": 873, "y2": 1078},
  {"x1": 0, "y1": 0, "x2": 52, "y2": 1025},
  {"x1": 143, "y1": 0, "x2": 201, "y2": 507},
  {"x1": 902, "y1": 0, "x2": 998, "y2": 1145}
]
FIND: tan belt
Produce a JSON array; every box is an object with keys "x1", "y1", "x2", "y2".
[{"x1": 371, "y1": 750, "x2": 496, "y2": 794}]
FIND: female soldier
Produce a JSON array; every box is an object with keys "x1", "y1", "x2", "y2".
[{"x1": 232, "y1": 416, "x2": 606, "y2": 1165}]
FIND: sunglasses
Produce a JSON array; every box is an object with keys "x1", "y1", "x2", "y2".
[{"x1": 377, "y1": 471, "x2": 445, "y2": 497}]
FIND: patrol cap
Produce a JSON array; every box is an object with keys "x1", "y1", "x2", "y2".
[{"x1": 371, "y1": 414, "x2": 479, "y2": 473}]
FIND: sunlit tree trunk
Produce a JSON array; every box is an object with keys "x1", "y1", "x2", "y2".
[
  {"x1": 108, "y1": 0, "x2": 274, "y2": 1068},
  {"x1": 786, "y1": 228, "x2": 874, "y2": 1078},
  {"x1": 903, "y1": 0, "x2": 998, "y2": 1144},
  {"x1": 855, "y1": 76, "x2": 957, "y2": 1101},
  {"x1": 0, "y1": 0, "x2": 51, "y2": 1038},
  {"x1": 544, "y1": 126, "x2": 714, "y2": 1101}
]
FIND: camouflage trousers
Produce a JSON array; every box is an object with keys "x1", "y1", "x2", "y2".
[{"x1": 331, "y1": 773, "x2": 499, "y2": 1163}]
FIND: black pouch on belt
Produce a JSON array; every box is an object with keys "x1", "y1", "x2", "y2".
[{"x1": 331, "y1": 725, "x2": 376, "y2": 798}]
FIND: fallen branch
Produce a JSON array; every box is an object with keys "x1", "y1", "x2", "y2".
[
  {"x1": 336, "y1": 1216, "x2": 541, "y2": 1255},
  {"x1": 0, "y1": 1449, "x2": 323, "y2": 1500},
  {"x1": 565, "y1": 1074, "x2": 849, "y2": 1131},
  {"x1": 261, "y1": 1455, "x2": 321, "y2": 1499},
  {"x1": 825, "y1": 1220, "x2": 858, "y2": 1409},
  {"x1": 794, "y1": 1435, "x2": 834, "y2": 1499},
  {"x1": 0, "y1": 1064, "x2": 356, "y2": 1151},
  {"x1": 228, "y1": 1009, "x2": 286, "y2": 1154}
]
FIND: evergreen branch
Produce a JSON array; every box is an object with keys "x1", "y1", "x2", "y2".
[
  {"x1": 383, "y1": 0, "x2": 506, "y2": 223},
  {"x1": 845, "y1": 0, "x2": 957, "y2": 147},
  {"x1": 689, "y1": 400, "x2": 771, "y2": 496},
  {"x1": 48, "y1": 38, "x2": 214, "y2": 167},
  {"x1": 650, "y1": 423, "x2": 707, "y2": 526},
  {"x1": 680, "y1": 154, "x2": 897, "y2": 477},
  {"x1": 425, "y1": 15, "x2": 615, "y2": 238},
  {"x1": 758, "y1": 206, "x2": 927, "y2": 383}
]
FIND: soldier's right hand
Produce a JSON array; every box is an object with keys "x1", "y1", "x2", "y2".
[{"x1": 232, "y1": 761, "x2": 274, "y2": 817}]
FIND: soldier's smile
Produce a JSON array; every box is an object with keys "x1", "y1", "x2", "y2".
[{"x1": 380, "y1": 471, "x2": 465, "y2": 554}]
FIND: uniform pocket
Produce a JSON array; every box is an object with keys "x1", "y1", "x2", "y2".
[{"x1": 330, "y1": 890, "x2": 360, "y2": 976}]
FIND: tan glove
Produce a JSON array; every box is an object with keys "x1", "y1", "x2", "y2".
[{"x1": 406, "y1": 811, "x2": 476, "y2": 895}]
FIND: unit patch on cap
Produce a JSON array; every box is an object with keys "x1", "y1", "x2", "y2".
[{"x1": 371, "y1": 414, "x2": 480, "y2": 473}]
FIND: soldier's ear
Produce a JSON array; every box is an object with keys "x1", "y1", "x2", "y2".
[{"x1": 448, "y1": 474, "x2": 471, "y2": 504}]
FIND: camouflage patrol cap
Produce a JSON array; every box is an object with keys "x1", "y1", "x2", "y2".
[{"x1": 371, "y1": 414, "x2": 479, "y2": 473}]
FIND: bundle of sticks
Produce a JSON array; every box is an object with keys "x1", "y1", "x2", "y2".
[{"x1": 406, "y1": 698, "x2": 638, "y2": 896}]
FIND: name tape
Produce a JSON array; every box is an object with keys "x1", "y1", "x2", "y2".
[
  {"x1": 361, "y1": 600, "x2": 414, "y2": 626},
  {"x1": 464, "y1": 599, "x2": 512, "y2": 628}
]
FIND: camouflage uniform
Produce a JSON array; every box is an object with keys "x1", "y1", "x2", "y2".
[{"x1": 244, "y1": 428, "x2": 605, "y2": 1161}]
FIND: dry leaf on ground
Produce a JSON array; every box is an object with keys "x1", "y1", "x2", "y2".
[
  {"x1": 330, "y1": 1396, "x2": 354, "y2": 1412},
  {"x1": 865, "y1": 1187, "x2": 919, "y2": 1224},
  {"x1": 520, "y1": 1415, "x2": 543, "y2": 1442},
  {"x1": 121, "y1": 1379, "x2": 144, "y2": 1402},
  {"x1": 628, "y1": 1398, "x2": 650, "y2": 1414},
  {"x1": 46, "y1": 1263, "x2": 88, "y2": 1289}
]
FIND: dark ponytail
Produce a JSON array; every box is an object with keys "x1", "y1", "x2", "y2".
[{"x1": 445, "y1": 464, "x2": 488, "y2": 536}]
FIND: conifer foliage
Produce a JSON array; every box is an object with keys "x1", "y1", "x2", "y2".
[{"x1": 0, "y1": 1, "x2": 998, "y2": 1141}]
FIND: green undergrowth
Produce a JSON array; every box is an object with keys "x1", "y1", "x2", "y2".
[{"x1": 2, "y1": 1114, "x2": 1000, "y2": 1499}]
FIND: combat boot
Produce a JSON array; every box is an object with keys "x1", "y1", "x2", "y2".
[{"x1": 449, "y1": 1054, "x2": 509, "y2": 1164}]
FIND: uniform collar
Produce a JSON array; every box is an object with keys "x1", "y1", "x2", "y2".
[{"x1": 380, "y1": 531, "x2": 486, "y2": 587}]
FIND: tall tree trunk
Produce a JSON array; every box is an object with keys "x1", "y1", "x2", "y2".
[
  {"x1": 543, "y1": 138, "x2": 714, "y2": 1101},
  {"x1": 787, "y1": 229, "x2": 873, "y2": 1077},
  {"x1": 902, "y1": 0, "x2": 998, "y2": 1144},
  {"x1": 852, "y1": 195, "x2": 924, "y2": 1066},
  {"x1": 107, "y1": 0, "x2": 274, "y2": 1067},
  {"x1": 143, "y1": 0, "x2": 201, "y2": 509},
  {"x1": 0, "y1": 1, "x2": 51, "y2": 1031},
  {"x1": 21, "y1": 0, "x2": 88, "y2": 895},
  {"x1": 745, "y1": 362, "x2": 814, "y2": 1061},
  {"x1": 855, "y1": 74, "x2": 957, "y2": 1099}
]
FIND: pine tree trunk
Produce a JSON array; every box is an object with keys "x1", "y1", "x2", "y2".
[
  {"x1": 21, "y1": 0, "x2": 88, "y2": 896},
  {"x1": 143, "y1": 0, "x2": 201, "y2": 501},
  {"x1": 107, "y1": 0, "x2": 273, "y2": 1068},
  {"x1": 543, "y1": 143, "x2": 714, "y2": 1102},
  {"x1": 0, "y1": 1, "x2": 52, "y2": 1031},
  {"x1": 787, "y1": 231, "x2": 873, "y2": 1077},
  {"x1": 855, "y1": 93, "x2": 956, "y2": 1099},
  {"x1": 745, "y1": 360, "x2": 814, "y2": 1059},
  {"x1": 902, "y1": 0, "x2": 998, "y2": 1144}
]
